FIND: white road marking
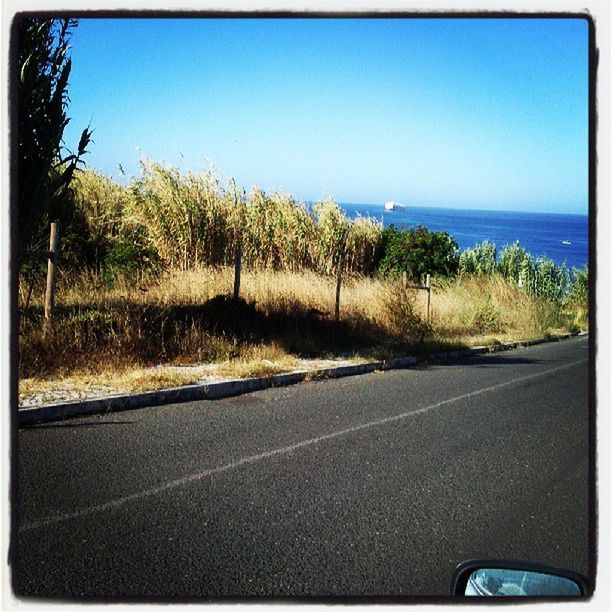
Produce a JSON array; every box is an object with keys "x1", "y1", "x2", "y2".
[{"x1": 20, "y1": 357, "x2": 587, "y2": 533}]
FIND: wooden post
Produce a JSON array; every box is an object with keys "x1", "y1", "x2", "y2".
[
  {"x1": 44, "y1": 223, "x2": 59, "y2": 333},
  {"x1": 334, "y1": 250, "x2": 344, "y2": 322},
  {"x1": 24, "y1": 277, "x2": 35, "y2": 312},
  {"x1": 425, "y1": 273, "x2": 431, "y2": 321},
  {"x1": 233, "y1": 242, "x2": 242, "y2": 300},
  {"x1": 402, "y1": 271, "x2": 407, "y2": 291},
  {"x1": 232, "y1": 182, "x2": 245, "y2": 302}
]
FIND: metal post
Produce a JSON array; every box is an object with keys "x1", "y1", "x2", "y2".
[{"x1": 44, "y1": 223, "x2": 59, "y2": 333}]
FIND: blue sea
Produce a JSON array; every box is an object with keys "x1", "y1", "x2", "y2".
[{"x1": 339, "y1": 203, "x2": 589, "y2": 272}]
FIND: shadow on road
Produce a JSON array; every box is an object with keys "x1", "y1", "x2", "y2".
[
  {"x1": 413, "y1": 355, "x2": 551, "y2": 370},
  {"x1": 23, "y1": 420, "x2": 136, "y2": 430}
]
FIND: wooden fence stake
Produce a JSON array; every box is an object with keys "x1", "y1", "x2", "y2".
[
  {"x1": 426, "y1": 273, "x2": 431, "y2": 321},
  {"x1": 233, "y1": 243, "x2": 242, "y2": 300},
  {"x1": 334, "y1": 250, "x2": 344, "y2": 322},
  {"x1": 43, "y1": 223, "x2": 59, "y2": 333}
]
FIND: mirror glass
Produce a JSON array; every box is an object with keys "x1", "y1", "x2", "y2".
[{"x1": 465, "y1": 568, "x2": 582, "y2": 596}]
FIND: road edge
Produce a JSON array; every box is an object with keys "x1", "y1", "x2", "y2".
[{"x1": 17, "y1": 332, "x2": 584, "y2": 426}]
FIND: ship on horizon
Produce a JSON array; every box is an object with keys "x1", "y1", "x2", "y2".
[{"x1": 384, "y1": 200, "x2": 405, "y2": 211}]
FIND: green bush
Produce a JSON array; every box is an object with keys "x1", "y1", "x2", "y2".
[
  {"x1": 460, "y1": 240, "x2": 571, "y2": 305},
  {"x1": 459, "y1": 240, "x2": 497, "y2": 276},
  {"x1": 101, "y1": 235, "x2": 161, "y2": 287},
  {"x1": 567, "y1": 265, "x2": 588, "y2": 309},
  {"x1": 383, "y1": 283, "x2": 432, "y2": 344},
  {"x1": 515, "y1": 254, "x2": 569, "y2": 302},
  {"x1": 469, "y1": 301, "x2": 501, "y2": 334},
  {"x1": 533, "y1": 257, "x2": 569, "y2": 302},
  {"x1": 376, "y1": 225, "x2": 459, "y2": 281},
  {"x1": 498, "y1": 241, "x2": 529, "y2": 281}
]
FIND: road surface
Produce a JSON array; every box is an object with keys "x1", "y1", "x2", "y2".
[{"x1": 14, "y1": 335, "x2": 591, "y2": 598}]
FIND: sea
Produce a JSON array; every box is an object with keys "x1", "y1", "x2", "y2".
[{"x1": 339, "y1": 203, "x2": 589, "y2": 272}]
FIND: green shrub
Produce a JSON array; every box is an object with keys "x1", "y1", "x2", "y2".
[
  {"x1": 376, "y1": 225, "x2": 459, "y2": 281},
  {"x1": 469, "y1": 301, "x2": 501, "y2": 334},
  {"x1": 460, "y1": 240, "x2": 570, "y2": 305},
  {"x1": 459, "y1": 240, "x2": 497, "y2": 276},
  {"x1": 383, "y1": 283, "x2": 431, "y2": 344},
  {"x1": 517, "y1": 253, "x2": 536, "y2": 293},
  {"x1": 516, "y1": 254, "x2": 569, "y2": 302},
  {"x1": 567, "y1": 265, "x2": 588, "y2": 309},
  {"x1": 533, "y1": 257, "x2": 569, "y2": 302},
  {"x1": 101, "y1": 235, "x2": 162, "y2": 287},
  {"x1": 498, "y1": 241, "x2": 529, "y2": 281}
]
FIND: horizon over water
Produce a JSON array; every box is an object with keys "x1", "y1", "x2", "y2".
[{"x1": 339, "y1": 202, "x2": 588, "y2": 272}]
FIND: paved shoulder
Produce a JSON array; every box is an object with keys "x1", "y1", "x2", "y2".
[{"x1": 15, "y1": 335, "x2": 590, "y2": 597}]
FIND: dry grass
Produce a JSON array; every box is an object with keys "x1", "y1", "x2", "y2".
[
  {"x1": 19, "y1": 368, "x2": 204, "y2": 399},
  {"x1": 431, "y1": 274, "x2": 570, "y2": 343},
  {"x1": 18, "y1": 266, "x2": 396, "y2": 380},
  {"x1": 18, "y1": 163, "x2": 586, "y2": 403},
  {"x1": 19, "y1": 354, "x2": 302, "y2": 403},
  {"x1": 213, "y1": 342, "x2": 301, "y2": 378},
  {"x1": 18, "y1": 342, "x2": 339, "y2": 405},
  {"x1": 18, "y1": 267, "x2": 580, "y2": 400},
  {"x1": 46, "y1": 265, "x2": 393, "y2": 319}
]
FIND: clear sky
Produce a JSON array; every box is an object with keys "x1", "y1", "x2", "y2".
[{"x1": 62, "y1": 17, "x2": 589, "y2": 214}]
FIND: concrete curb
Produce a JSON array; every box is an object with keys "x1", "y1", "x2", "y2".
[{"x1": 17, "y1": 332, "x2": 582, "y2": 426}]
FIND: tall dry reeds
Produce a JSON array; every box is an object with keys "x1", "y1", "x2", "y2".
[
  {"x1": 242, "y1": 187, "x2": 316, "y2": 271},
  {"x1": 70, "y1": 161, "x2": 383, "y2": 278},
  {"x1": 129, "y1": 160, "x2": 242, "y2": 269}
]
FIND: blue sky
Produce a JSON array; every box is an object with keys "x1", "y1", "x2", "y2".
[{"x1": 63, "y1": 17, "x2": 589, "y2": 214}]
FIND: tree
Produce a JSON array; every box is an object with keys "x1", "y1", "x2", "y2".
[
  {"x1": 17, "y1": 17, "x2": 91, "y2": 253},
  {"x1": 376, "y1": 224, "x2": 459, "y2": 281}
]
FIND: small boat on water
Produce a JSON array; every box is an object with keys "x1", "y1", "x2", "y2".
[
  {"x1": 562, "y1": 240, "x2": 572, "y2": 245},
  {"x1": 384, "y1": 201, "x2": 404, "y2": 211}
]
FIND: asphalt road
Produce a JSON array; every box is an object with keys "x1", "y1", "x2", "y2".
[{"x1": 13, "y1": 335, "x2": 591, "y2": 599}]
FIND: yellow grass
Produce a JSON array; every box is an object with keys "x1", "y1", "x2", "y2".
[
  {"x1": 20, "y1": 368, "x2": 203, "y2": 400},
  {"x1": 48, "y1": 266, "x2": 392, "y2": 318},
  {"x1": 27, "y1": 266, "x2": 575, "y2": 347},
  {"x1": 19, "y1": 267, "x2": 579, "y2": 402},
  {"x1": 19, "y1": 359, "x2": 298, "y2": 402},
  {"x1": 431, "y1": 274, "x2": 569, "y2": 343},
  {"x1": 18, "y1": 342, "x2": 344, "y2": 404}
]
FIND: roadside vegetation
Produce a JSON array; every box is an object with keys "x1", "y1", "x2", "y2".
[
  {"x1": 17, "y1": 18, "x2": 588, "y2": 401},
  {"x1": 19, "y1": 165, "x2": 588, "y2": 395}
]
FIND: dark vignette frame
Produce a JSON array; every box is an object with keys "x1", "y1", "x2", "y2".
[{"x1": 7, "y1": 8, "x2": 598, "y2": 605}]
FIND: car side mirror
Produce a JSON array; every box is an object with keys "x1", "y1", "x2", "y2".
[{"x1": 451, "y1": 560, "x2": 588, "y2": 597}]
